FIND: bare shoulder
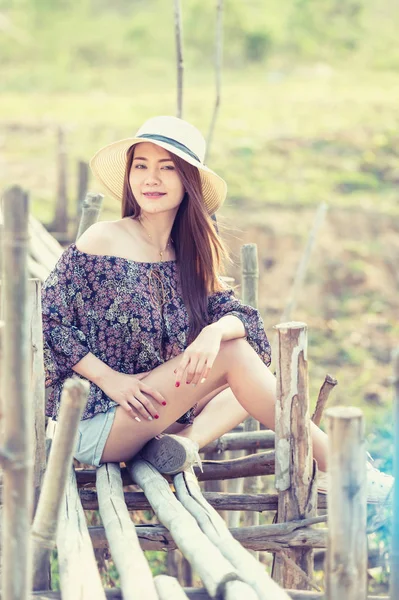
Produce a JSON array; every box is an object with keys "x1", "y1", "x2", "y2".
[{"x1": 75, "y1": 220, "x2": 119, "y2": 255}]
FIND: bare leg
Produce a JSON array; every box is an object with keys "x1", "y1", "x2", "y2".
[
  {"x1": 101, "y1": 337, "x2": 328, "y2": 470},
  {"x1": 177, "y1": 383, "x2": 328, "y2": 472}
]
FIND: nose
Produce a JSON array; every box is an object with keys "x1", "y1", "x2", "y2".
[{"x1": 144, "y1": 168, "x2": 161, "y2": 186}]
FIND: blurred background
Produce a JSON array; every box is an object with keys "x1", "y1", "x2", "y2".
[{"x1": 1, "y1": 0, "x2": 398, "y2": 589}]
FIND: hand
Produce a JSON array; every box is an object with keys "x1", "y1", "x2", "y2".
[
  {"x1": 98, "y1": 370, "x2": 167, "y2": 421},
  {"x1": 174, "y1": 324, "x2": 222, "y2": 387}
]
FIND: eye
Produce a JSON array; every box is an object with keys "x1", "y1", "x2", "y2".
[
  {"x1": 162, "y1": 165, "x2": 175, "y2": 170},
  {"x1": 134, "y1": 164, "x2": 146, "y2": 169}
]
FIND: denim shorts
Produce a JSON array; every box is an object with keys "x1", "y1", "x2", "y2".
[{"x1": 74, "y1": 406, "x2": 117, "y2": 467}]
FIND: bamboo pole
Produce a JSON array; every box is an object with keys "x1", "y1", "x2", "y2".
[
  {"x1": 87, "y1": 521, "x2": 327, "y2": 552},
  {"x1": 77, "y1": 449, "x2": 276, "y2": 485},
  {"x1": 75, "y1": 192, "x2": 104, "y2": 241},
  {"x1": 325, "y1": 406, "x2": 367, "y2": 600},
  {"x1": 52, "y1": 126, "x2": 69, "y2": 233},
  {"x1": 28, "y1": 280, "x2": 46, "y2": 519},
  {"x1": 391, "y1": 347, "x2": 399, "y2": 600},
  {"x1": 80, "y1": 488, "x2": 328, "y2": 513},
  {"x1": 203, "y1": 428, "x2": 275, "y2": 452},
  {"x1": 154, "y1": 575, "x2": 190, "y2": 599},
  {"x1": 0, "y1": 185, "x2": 33, "y2": 600},
  {"x1": 241, "y1": 244, "x2": 260, "y2": 556},
  {"x1": 96, "y1": 462, "x2": 158, "y2": 600},
  {"x1": 174, "y1": 470, "x2": 292, "y2": 600},
  {"x1": 57, "y1": 466, "x2": 106, "y2": 599},
  {"x1": 273, "y1": 322, "x2": 317, "y2": 589},
  {"x1": 174, "y1": 0, "x2": 184, "y2": 118},
  {"x1": 205, "y1": 0, "x2": 223, "y2": 162},
  {"x1": 127, "y1": 458, "x2": 259, "y2": 600},
  {"x1": 31, "y1": 378, "x2": 89, "y2": 590}
]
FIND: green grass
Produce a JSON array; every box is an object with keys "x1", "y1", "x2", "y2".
[{"x1": 2, "y1": 69, "x2": 399, "y2": 224}]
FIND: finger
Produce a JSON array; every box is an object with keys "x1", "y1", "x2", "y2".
[
  {"x1": 130, "y1": 396, "x2": 158, "y2": 421},
  {"x1": 121, "y1": 401, "x2": 141, "y2": 422},
  {"x1": 175, "y1": 356, "x2": 191, "y2": 387},
  {"x1": 185, "y1": 356, "x2": 200, "y2": 385},
  {"x1": 135, "y1": 391, "x2": 160, "y2": 420},
  {"x1": 199, "y1": 361, "x2": 214, "y2": 384},
  {"x1": 190, "y1": 357, "x2": 208, "y2": 386},
  {"x1": 139, "y1": 382, "x2": 167, "y2": 406}
]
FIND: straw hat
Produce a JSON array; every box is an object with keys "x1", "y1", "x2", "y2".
[{"x1": 89, "y1": 115, "x2": 227, "y2": 216}]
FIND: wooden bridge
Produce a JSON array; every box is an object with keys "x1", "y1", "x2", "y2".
[{"x1": 0, "y1": 185, "x2": 397, "y2": 599}]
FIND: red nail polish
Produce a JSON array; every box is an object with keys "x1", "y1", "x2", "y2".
[
  {"x1": 154, "y1": 414, "x2": 159, "y2": 419},
  {"x1": 175, "y1": 382, "x2": 180, "y2": 388},
  {"x1": 162, "y1": 401, "x2": 167, "y2": 406}
]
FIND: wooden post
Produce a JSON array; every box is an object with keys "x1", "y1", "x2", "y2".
[
  {"x1": 28, "y1": 280, "x2": 47, "y2": 518},
  {"x1": 76, "y1": 160, "x2": 89, "y2": 216},
  {"x1": 325, "y1": 406, "x2": 367, "y2": 600},
  {"x1": 52, "y1": 126, "x2": 69, "y2": 233},
  {"x1": 96, "y1": 463, "x2": 158, "y2": 600},
  {"x1": 273, "y1": 321, "x2": 317, "y2": 588},
  {"x1": 31, "y1": 378, "x2": 89, "y2": 590},
  {"x1": 174, "y1": 0, "x2": 184, "y2": 118},
  {"x1": 390, "y1": 348, "x2": 399, "y2": 600},
  {"x1": 76, "y1": 192, "x2": 104, "y2": 241},
  {"x1": 0, "y1": 186, "x2": 33, "y2": 600},
  {"x1": 241, "y1": 245, "x2": 260, "y2": 557}
]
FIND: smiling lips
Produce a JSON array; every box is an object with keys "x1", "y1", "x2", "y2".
[{"x1": 143, "y1": 192, "x2": 166, "y2": 198}]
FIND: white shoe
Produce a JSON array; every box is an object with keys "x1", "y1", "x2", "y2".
[
  {"x1": 318, "y1": 462, "x2": 394, "y2": 505},
  {"x1": 140, "y1": 434, "x2": 203, "y2": 475}
]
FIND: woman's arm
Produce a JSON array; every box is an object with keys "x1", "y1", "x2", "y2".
[
  {"x1": 72, "y1": 351, "x2": 114, "y2": 387},
  {"x1": 206, "y1": 314, "x2": 246, "y2": 341}
]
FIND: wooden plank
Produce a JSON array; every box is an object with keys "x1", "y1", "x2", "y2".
[
  {"x1": 96, "y1": 463, "x2": 158, "y2": 600},
  {"x1": 80, "y1": 488, "x2": 328, "y2": 512},
  {"x1": 174, "y1": 470, "x2": 291, "y2": 600},
  {"x1": 0, "y1": 186, "x2": 33, "y2": 600},
  {"x1": 273, "y1": 322, "x2": 317, "y2": 589},
  {"x1": 154, "y1": 575, "x2": 190, "y2": 599},
  {"x1": 56, "y1": 466, "x2": 106, "y2": 599},
  {"x1": 76, "y1": 450, "x2": 276, "y2": 486},
  {"x1": 325, "y1": 407, "x2": 367, "y2": 600},
  {"x1": 87, "y1": 522, "x2": 327, "y2": 552},
  {"x1": 127, "y1": 458, "x2": 259, "y2": 600},
  {"x1": 31, "y1": 379, "x2": 89, "y2": 590}
]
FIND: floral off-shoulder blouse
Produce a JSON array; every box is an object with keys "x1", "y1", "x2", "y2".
[{"x1": 42, "y1": 244, "x2": 272, "y2": 422}]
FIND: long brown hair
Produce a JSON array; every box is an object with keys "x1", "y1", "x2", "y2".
[{"x1": 121, "y1": 144, "x2": 232, "y2": 343}]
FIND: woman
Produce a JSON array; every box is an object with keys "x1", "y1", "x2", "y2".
[{"x1": 42, "y1": 115, "x2": 392, "y2": 502}]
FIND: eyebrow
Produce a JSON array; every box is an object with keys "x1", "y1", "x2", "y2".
[{"x1": 133, "y1": 156, "x2": 174, "y2": 163}]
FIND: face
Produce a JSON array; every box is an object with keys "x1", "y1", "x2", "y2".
[{"x1": 129, "y1": 142, "x2": 185, "y2": 215}]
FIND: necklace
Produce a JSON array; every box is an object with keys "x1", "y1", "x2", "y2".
[{"x1": 137, "y1": 215, "x2": 173, "y2": 262}]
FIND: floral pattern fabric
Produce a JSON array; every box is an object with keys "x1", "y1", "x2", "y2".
[{"x1": 42, "y1": 244, "x2": 272, "y2": 422}]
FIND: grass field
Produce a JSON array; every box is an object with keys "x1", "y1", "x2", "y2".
[{"x1": 2, "y1": 68, "x2": 399, "y2": 224}]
